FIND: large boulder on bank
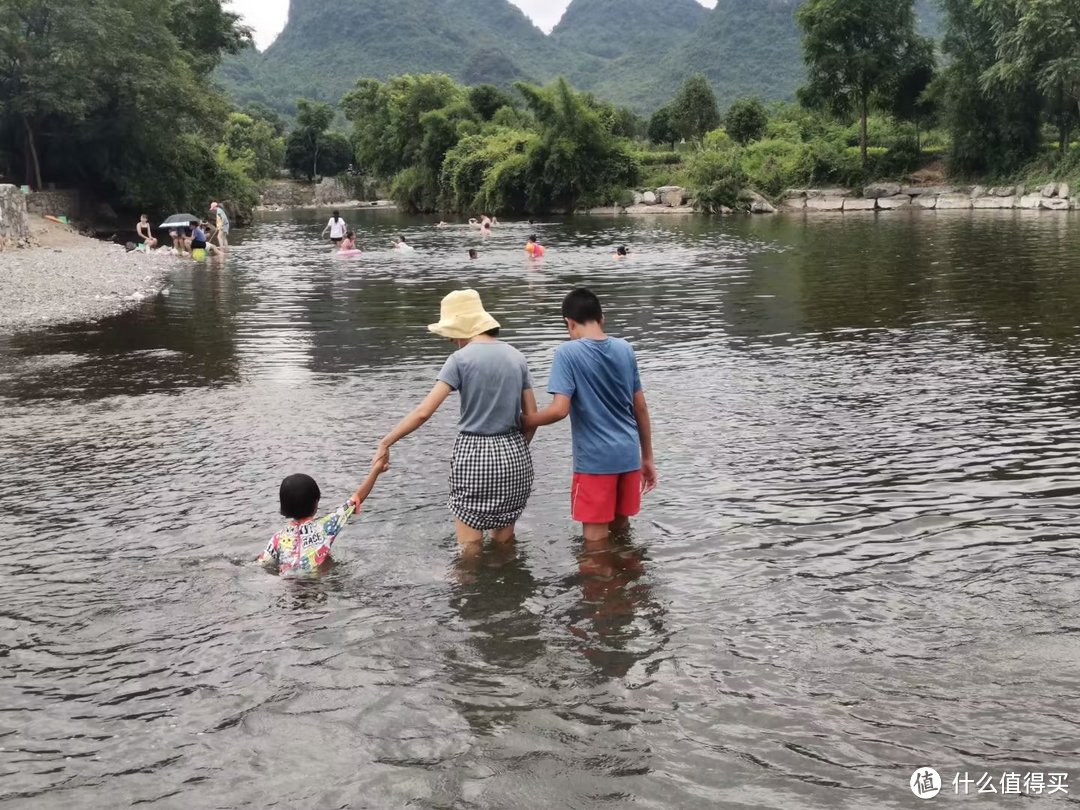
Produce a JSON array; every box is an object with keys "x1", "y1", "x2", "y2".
[
  {"x1": 0, "y1": 185, "x2": 32, "y2": 247},
  {"x1": 988, "y1": 185, "x2": 1020, "y2": 197},
  {"x1": 657, "y1": 186, "x2": 687, "y2": 207},
  {"x1": 631, "y1": 191, "x2": 645, "y2": 205},
  {"x1": 642, "y1": 191, "x2": 657, "y2": 205},
  {"x1": 1018, "y1": 194, "x2": 1042, "y2": 209},
  {"x1": 1041, "y1": 197, "x2": 1070, "y2": 210},
  {"x1": 864, "y1": 182, "x2": 901, "y2": 198},
  {"x1": 1041, "y1": 182, "x2": 1062, "y2": 198},
  {"x1": 781, "y1": 197, "x2": 807, "y2": 211},
  {"x1": 913, "y1": 194, "x2": 938, "y2": 209},
  {"x1": 1058, "y1": 182, "x2": 1071, "y2": 200}
]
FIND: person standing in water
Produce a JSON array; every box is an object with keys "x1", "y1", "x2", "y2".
[
  {"x1": 524, "y1": 288, "x2": 656, "y2": 547},
  {"x1": 322, "y1": 211, "x2": 348, "y2": 244},
  {"x1": 210, "y1": 202, "x2": 230, "y2": 249},
  {"x1": 374, "y1": 290, "x2": 537, "y2": 551}
]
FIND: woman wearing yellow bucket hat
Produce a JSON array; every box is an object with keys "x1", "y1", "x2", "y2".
[{"x1": 375, "y1": 290, "x2": 537, "y2": 547}]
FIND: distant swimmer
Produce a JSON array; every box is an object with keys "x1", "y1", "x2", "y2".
[
  {"x1": 613, "y1": 246, "x2": 629, "y2": 259},
  {"x1": 437, "y1": 221, "x2": 450, "y2": 228},
  {"x1": 322, "y1": 210, "x2": 348, "y2": 244},
  {"x1": 525, "y1": 234, "x2": 545, "y2": 258},
  {"x1": 339, "y1": 231, "x2": 357, "y2": 251},
  {"x1": 469, "y1": 248, "x2": 479, "y2": 260},
  {"x1": 394, "y1": 235, "x2": 416, "y2": 252}
]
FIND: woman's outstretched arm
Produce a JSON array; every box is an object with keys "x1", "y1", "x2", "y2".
[{"x1": 374, "y1": 381, "x2": 454, "y2": 468}]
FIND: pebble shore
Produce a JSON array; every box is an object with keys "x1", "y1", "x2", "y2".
[{"x1": 0, "y1": 241, "x2": 173, "y2": 334}]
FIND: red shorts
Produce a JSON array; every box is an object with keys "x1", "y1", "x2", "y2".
[{"x1": 571, "y1": 470, "x2": 642, "y2": 524}]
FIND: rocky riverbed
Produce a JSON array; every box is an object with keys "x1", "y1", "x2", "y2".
[{"x1": 0, "y1": 217, "x2": 173, "y2": 334}]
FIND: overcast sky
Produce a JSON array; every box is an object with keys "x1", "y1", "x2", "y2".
[{"x1": 228, "y1": 0, "x2": 717, "y2": 50}]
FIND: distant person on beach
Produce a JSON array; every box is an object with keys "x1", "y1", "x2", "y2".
[
  {"x1": 210, "y1": 202, "x2": 230, "y2": 249},
  {"x1": 322, "y1": 211, "x2": 348, "y2": 244},
  {"x1": 614, "y1": 246, "x2": 629, "y2": 259},
  {"x1": 468, "y1": 248, "x2": 479, "y2": 260},
  {"x1": 524, "y1": 288, "x2": 656, "y2": 547},
  {"x1": 525, "y1": 235, "x2": 545, "y2": 258},
  {"x1": 257, "y1": 458, "x2": 387, "y2": 577},
  {"x1": 374, "y1": 289, "x2": 537, "y2": 551},
  {"x1": 136, "y1": 215, "x2": 157, "y2": 249},
  {"x1": 169, "y1": 228, "x2": 189, "y2": 256}
]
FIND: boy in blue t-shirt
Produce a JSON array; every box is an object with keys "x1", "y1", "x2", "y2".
[{"x1": 525, "y1": 288, "x2": 656, "y2": 543}]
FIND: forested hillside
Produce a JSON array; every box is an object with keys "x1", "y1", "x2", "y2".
[{"x1": 218, "y1": 0, "x2": 944, "y2": 114}]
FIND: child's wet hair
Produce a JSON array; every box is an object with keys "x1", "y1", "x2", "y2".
[
  {"x1": 562, "y1": 287, "x2": 603, "y2": 325},
  {"x1": 280, "y1": 473, "x2": 321, "y2": 520}
]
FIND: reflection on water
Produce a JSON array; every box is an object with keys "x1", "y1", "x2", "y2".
[{"x1": 2, "y1": 209, "x2": 1080, "y2": 808}]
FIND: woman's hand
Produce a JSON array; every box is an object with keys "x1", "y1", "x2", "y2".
[{"x1": 372, "y1": 443, "x2": 391, "y2": 471}]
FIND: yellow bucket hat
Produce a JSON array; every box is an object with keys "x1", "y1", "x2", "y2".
[{"x1": 428, "y1": 289, "x2": 500, "y2": 339}]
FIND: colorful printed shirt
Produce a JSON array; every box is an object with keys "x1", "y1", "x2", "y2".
[{"x1": 258, "y1": 498, "x2": 358, "y2": 577}]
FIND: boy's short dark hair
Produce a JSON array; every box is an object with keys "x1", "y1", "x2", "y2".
[
  {"x1": 280, "y1": 473, "x2": 321, "y2": 520},
  {"x1": 483, "y1": 327, "x2": 500, "y2": 337},
  {"x1": 562, "y1": 287, "x2": 603, "y2": 325}
]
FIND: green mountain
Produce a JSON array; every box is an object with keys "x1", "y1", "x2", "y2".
[
  {"x1": 551, "y1": 0, "x2": 709, "y2": 61},
  {"x1": 220, "y1": 0, "x2": 566, "y2": 110},
  {"x1": 219, "y1": 0, "x2": 945, "y2": 115}
]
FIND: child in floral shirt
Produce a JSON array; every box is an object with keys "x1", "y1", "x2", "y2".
[{"x1": 258, "y1": 457, "x2": 386, "y2": 577}]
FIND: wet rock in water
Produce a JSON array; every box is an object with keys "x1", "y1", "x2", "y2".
[
  {"x1": 973, "y1": 196, "x2": 1015, "y2": 209},
  {"x1": 936, "y1": 194, "x2": 973, "y2": 210},
  {"x1": 877, "y1": 196, "x2": 913, "y2": 210},
  {"x1": 805, "y1": 196, "x2": 845, "y2": 211},
  {"x1": 1041, "y1": 197, "x2": 1070, "y2": 210},
  {"x1": 843, "y1": 198, "x2": 876, "y2": 212}
]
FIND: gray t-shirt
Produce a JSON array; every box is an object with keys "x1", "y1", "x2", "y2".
[{"x1": 438, "y1": 341, "x2": 533, "y2": 435}]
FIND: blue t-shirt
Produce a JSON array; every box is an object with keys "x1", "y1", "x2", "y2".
[{"x1": 547, "y1": 337, "x2": 643, "y2": 475}]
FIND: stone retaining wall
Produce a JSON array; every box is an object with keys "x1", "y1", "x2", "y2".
[
  {"x1": 0, "y1": 184, "x2": 32, "y2": 247},
  {"x1": 778, "y1": 183, "x2": 1078, "y2": 213},
  {"x1": 26, "y1": 189, "x2": 81, "y2": 219}
]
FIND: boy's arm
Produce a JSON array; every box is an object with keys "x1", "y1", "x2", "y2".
[
  {"x1": 634, "y1": 390, "x2": 657, "y2": 494},
  {"x1": 521, "y1": 388, "x2": 538, "y2": 444},
  {"x1": 523, "y1": 394, "x2": 571, "y2": 430}
]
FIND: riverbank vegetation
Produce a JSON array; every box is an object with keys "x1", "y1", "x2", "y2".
[
  {"x1": 5, "y1": 0, "x2": 1080, "y2": 218},
  {"x1": 0, "y1": 0, "x2": 275, "y2": 216}
]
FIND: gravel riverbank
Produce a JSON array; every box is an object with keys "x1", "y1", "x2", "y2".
[{"x1": 0, "y1": 219, "x2": 174, "y2": 334}]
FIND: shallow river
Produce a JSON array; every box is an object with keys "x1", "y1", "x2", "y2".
[{"x1": 2, "y1": 210, "x2": 1079, "y2": 809}]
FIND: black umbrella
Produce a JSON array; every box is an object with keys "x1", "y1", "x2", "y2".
[{"x1": 159, "y1": 213, "x2": 198, "y2": 229}]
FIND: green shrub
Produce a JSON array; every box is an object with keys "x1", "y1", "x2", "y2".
[
  {"x1": 634, "y1": 151, "x2": 683, "y2": 166},
  {"x1": 687, "y1": 149, "x2": 748, "y2": 213}
]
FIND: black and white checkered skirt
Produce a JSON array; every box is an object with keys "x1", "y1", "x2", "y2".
[{"x1": 448, "y1": 431, "x2": 535, "y2": 530}]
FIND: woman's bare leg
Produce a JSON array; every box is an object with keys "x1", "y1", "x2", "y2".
[
  {"x1": 455, "y1": 518, "x2": 484, "y2": 546},
  {"x1": 491, "y1": 524, "x2": 516, "y2": 543}
]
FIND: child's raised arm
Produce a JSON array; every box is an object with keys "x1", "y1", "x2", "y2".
[{"x1": 351, "y1": 456, "x2": 388, "y2": 507}]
